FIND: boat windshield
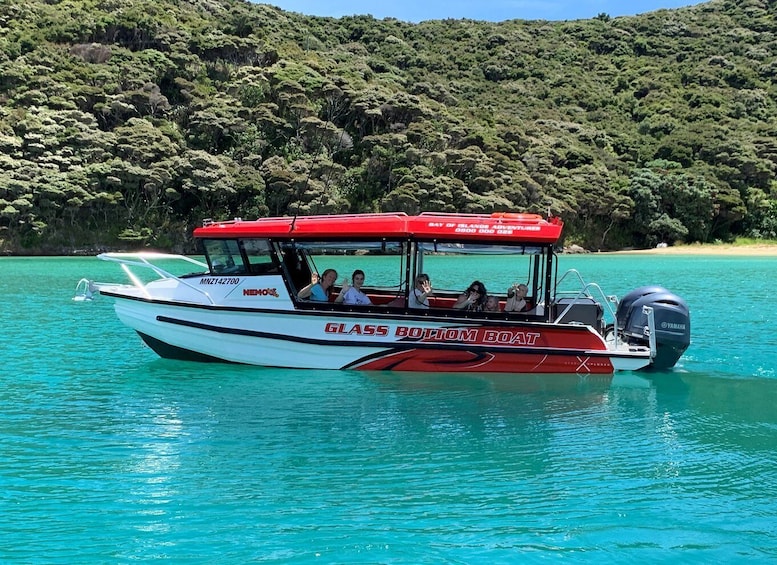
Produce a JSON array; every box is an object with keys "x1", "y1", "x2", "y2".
[{"x1": 202, "y1": 239, "x2": 247, "y2": 275}]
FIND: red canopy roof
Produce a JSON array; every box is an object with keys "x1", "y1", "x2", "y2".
[{"x1": 193, "y1": 212, "x2": 564, "y2": 244}]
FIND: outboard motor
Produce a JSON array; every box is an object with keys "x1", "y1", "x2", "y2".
[
  {"x1": 615, "y1": 286, "x2": 668, "y2": 331},
  {"x1": 616, "y1": 287, "x2": 691, "y2": 370}
]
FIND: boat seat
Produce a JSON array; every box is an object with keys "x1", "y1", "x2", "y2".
[
  {"x1": 552, "y1": 297, "x2": 603, "y2": 330},
  {"x1": 250, "y1": 262, "x2": 280, "y2": 275},
  {"x1": 429, "y1": 296, "x2": 457, "y2": 308},
  {"x1": 384, "y1": 296, "x2": 406, "y2": 308}
]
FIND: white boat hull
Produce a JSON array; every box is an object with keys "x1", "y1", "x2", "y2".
[{"x1": 108, "y1": 292, "x2": 653, "y2": 374}]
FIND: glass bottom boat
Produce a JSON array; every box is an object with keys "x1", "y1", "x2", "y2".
[{"x1": 87, "y1": 212, "x2": 691, "y2": 374}]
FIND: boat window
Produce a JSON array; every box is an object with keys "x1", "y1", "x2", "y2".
[
  {"x1": 241, "y1": 238, "x2": 279, "y2": 275},
  {"x1": 285, "y1": 240, "x2": 408, "y2": 305},
  {"x1": 412, "y1": 240, "x2": 550, "y2": 310},
  {"x1": 202, "y1": 239, "x2": 247, "y2": 275},
  {"x1": 272, "y1": 237, "x2": 551, "y2": 312}
]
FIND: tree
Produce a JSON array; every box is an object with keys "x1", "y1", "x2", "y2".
[{"x1": 1, "y1": 0, "x2": 776, "y2": 253}]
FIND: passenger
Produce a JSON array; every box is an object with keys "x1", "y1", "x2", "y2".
[
  {"x1": 297, "y1": 268, "x2": 337, "y2": 302},
  {"x1": 341, "y1": 269, "x2": 372, "y2": 305},
  {"x1": 409, "y1": 273, "x2": 433, "y2": 309},
  {"x1": 504, "y1": 283, "x2": 529, "y2": 312},
  {"x1": 454, "y1": 280, "x2": 488, "y2": 311},
  {"x1": 484, "y1": 295, "x2": 501, "y2": 312}
]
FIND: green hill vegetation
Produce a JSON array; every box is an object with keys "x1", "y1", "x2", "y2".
[{"x1": 0, "y1": 0, "x2": 775, "y2": 253}]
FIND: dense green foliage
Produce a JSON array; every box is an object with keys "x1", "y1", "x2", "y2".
[{"x1": 0, "y1": 0, "x2": 775, "y2": 253}]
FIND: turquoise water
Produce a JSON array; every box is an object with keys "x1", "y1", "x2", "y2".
[{"x1": 2, "y1": 255, "x2": 776, "y2": 562}]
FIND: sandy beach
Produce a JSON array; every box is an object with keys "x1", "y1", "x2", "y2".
[{"x1": 610, "y1": 244, "x2": 777, "y2": 256}]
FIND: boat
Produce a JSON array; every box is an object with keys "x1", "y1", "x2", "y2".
[{"x1": 88, "y1": 212, "x2": 691, "y2": 373}]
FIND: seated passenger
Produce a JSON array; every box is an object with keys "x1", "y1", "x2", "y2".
[
  {"x1": 454, "y1": 280, "x2": 488, "y2": 312},
  {"x1": 504, "y1": 283, "x2": 529, "y2": 312},
  {"x1": 297, "y1": 268, "x2": 337, "y2": 302},
  {"x1": 409, "y1": 274, "x2": 433, "y2": 309},
  {"x1": 484, "y1": 295, "x2": 501, "y2": 312},
  {"x1": 341, "y1": 269, "x2": 372, "y2": 305}
]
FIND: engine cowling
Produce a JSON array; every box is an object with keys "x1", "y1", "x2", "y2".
[{"x1": 616, "y1": 286, "x2": 691, "y2": 370}]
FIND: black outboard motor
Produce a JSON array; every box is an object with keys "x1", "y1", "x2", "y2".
[
  {"x1": 615, "y1": 286, "x2": 669, "y2": 331},
  {"x1": 616, "y1": 286, "x2": 691, "y2": 370}
]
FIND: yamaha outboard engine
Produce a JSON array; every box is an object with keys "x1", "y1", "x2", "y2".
[{"x1": 616, "y1": 286, "x2": 691, "y2": 370}]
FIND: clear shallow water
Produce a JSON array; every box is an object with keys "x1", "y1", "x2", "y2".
[{"x1": 1, "y1": 255, "x2": 776, "y2": 562}]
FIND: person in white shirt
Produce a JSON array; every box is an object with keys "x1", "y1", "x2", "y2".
[
  {"x1": 409, "y1": 273, "x2": 433, "y2": 309},
  {"x1": 504, "y1": 283, "x2": 529, "y2": 312},
  {"x1": 341, "y1": 269, "x2": 372, "y2": 305}
]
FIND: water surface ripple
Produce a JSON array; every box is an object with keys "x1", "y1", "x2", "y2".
[{"x1": 1, "y1": 256, "x2": 776, "y2": 562}]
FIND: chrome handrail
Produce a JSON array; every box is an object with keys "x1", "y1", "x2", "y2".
[
  {"x1": 553, "y1": 269, "x2": 617, "y2": 325},
  {"x1": 97, "y1": 252, "x2": 215, "y2": 305},
  {"x1": 552, "y1": 268, "x2": 624, "y2": 349}
]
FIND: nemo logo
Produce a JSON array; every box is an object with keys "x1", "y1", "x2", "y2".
[{"x1": 243, "y1": 288, "x2": 279, "y2": 297}]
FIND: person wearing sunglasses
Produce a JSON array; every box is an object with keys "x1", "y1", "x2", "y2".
[{"x1": 453, "y1": 280, "x2": 488, "y2": 312}]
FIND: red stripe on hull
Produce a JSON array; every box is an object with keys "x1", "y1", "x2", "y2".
[{"x1": 349, "y1": 349, "x2": 614, "y2": 374}]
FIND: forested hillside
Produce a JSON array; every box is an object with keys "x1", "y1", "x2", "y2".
[{"x1": 0, "y1": 0, "x2": 775, "y2": 253}]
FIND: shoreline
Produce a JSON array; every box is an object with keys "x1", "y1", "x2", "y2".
[
  {"x1": 2, "y1": 243, "x2": 777, "y2": 258},
  {"x1": 606, "y1": 244, "x2": 777, "y2": 256}
]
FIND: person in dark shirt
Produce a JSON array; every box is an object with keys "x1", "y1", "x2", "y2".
[{"x1": 453, "y1": 280, "x2": 488, "y2": 312}]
